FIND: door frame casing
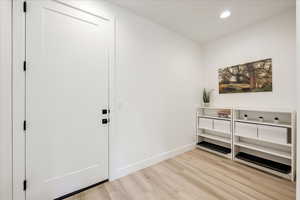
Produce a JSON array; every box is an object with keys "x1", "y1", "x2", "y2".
[{"x1": 12, "y1": 1, "x2": 116, "y2": 199}]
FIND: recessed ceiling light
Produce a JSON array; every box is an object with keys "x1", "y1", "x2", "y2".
[{"x1": 220, "y1": 10, "x2": 231, "y2": 19}]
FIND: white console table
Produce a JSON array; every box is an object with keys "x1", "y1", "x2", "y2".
[{"x1": 196, "y1": 107, "x2": 296, "y2": 181}]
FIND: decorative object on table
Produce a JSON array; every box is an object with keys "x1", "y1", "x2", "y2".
[
  {"x1": 218, "y1": 109, "x2": 231, "y2": 118},
  {"x1": 259, "y1": 116, "x2": 264, "y2": 122},
  {"x1": 274, "y1": 117, "x2": 280, "y2": 124},
  {"x1": 218, "y1": 58, "x2": 272, "y2": 94},
  {"x1": 202, "y1": 89, "x2": 213, "y2": 107},
  {"x1": 243, "y1": 114, "x2": 248, "y2": 120}
]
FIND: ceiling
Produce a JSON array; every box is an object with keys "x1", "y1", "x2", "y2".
[{"x1": 106, "y1": 0, "x2": 295, "y2": 44}]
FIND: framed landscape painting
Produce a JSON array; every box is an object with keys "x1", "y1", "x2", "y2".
[{"x1": 218, "y1": 58, "x2": 272, "y2": 94}]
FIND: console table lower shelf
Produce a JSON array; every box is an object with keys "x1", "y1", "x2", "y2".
[
  {"x1": 236, "y1": 152, "x2": 291, "y2": 174},
  {"x1": 196, "y1": 141, "x2": 231, "y2": 158}
]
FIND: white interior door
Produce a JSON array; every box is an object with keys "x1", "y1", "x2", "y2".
[{"x1": 26, "y1": 1, "x2": 109, "y2": 199}]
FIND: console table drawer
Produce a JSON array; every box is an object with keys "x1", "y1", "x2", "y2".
[
  {"x1": 214, "y1": 119, "x2": 231, "y2": 134},
  {"x1": 235, "y1": 122, "x2": 257, "y2": 138},
  {"x1": 198, "y1": 118, "x2": 213, "y2": 129},
  {"x1": 258, "y1": 125, "x2": 288, "y2": 145}
]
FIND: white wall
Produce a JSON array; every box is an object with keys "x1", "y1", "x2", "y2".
[
  {"x1": 0, "y1": 0, "x2": 12, "y2": 199},
  {"x1": 112, "y1": 10, "x2": 203, "y2": 178},
  {"x1": 110, "y1": 3, "x2": 203, "y2": 179},
  {"x1": 202, "y1": 10, "x2": 296, "y2": 110},
  {"x1": 51, "y1": 0, "x2": 204, "y2": 180}
]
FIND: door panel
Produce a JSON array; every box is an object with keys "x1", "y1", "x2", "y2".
[{"x1": 26, "y1": 1, "x2": 109, "y2": 199}]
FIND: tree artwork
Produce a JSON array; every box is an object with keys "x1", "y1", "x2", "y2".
[{"x1": 218, "y1": 58, "x2": 272, "y2": 94}]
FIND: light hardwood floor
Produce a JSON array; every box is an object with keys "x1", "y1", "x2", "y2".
[{"x1": 66, "y1": 149, "x2": 296, "y2": 200}]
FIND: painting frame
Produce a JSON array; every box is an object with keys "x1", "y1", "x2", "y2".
[{"x1": 218, "y1": 58, "x2": 273, "y2": 94}]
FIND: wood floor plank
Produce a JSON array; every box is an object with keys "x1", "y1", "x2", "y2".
[
  {"x1": 197, "y1": 151, "x2": 295, "y2": 198},
  {"x1": 174, "y1": 152, "x2": 291, "y2": 200},
  {"x1": 187, "y1": 150, "x2": 295, "y2": 194},
  {"x1": 65, "y1": 149, "x2": 296, "y2": 200},
  {"x1": 161, "y1": 159, "x2": 259, "y2": 200}
]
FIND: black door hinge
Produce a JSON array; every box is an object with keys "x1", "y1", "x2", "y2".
[
  {"x1": 23, "y1": 61, "x2": 27, "y2": 71},
  {"x1": 23, "y1": 180, "x2": 27, "y2": 191},
  {"x1": 23, "y1": 1, "x2": 27, "y2": 13},
  {"x1": 23, "y1": 120, "x2": 27, "y2": 131}
]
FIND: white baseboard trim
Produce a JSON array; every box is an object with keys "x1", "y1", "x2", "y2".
[{"x1": 109, "y1": 143, "x2": 195, "y2": 181}]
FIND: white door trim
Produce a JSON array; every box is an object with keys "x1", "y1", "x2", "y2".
[{"x1": 12, "y1": 1, "x2": 116, "y2": 199}]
